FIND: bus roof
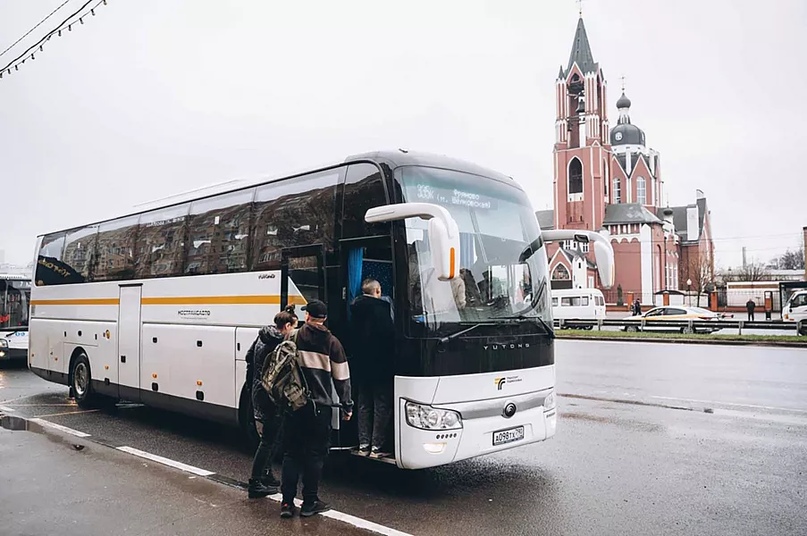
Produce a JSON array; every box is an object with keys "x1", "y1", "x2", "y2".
[{"x1": 37, "y1": 150, "x2": 516, "y2": 238}]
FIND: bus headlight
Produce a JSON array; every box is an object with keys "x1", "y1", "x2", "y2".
[
  {"x1": 543, "y1": 391, "x2": 556, "y2": 411},
  {"x1": 405, "y1": 401, "x2": 463, "y2": 430},
  {"x1": 0, "y1": 339, "x2": 7, "y2": 348}
]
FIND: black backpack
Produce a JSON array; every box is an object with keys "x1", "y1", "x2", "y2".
[{"x1": 259, "y1": 329, "x2": 309, "y2": 412}]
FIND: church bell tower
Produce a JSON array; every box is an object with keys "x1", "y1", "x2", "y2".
[{"x1": 553, "y1": 15, "x2": 610, "y2": 231}]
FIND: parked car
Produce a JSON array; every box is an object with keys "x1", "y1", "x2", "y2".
[{"x1": 623, "y1": 306, "x2": 727, "y2": 334}]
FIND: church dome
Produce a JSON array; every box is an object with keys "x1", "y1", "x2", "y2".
[
  {"x1": 616, "y1": 92, "x2": 632, "y2": 109},
  {"x1": 610, "y1": 123, "x2": 645, "y2": 146}
]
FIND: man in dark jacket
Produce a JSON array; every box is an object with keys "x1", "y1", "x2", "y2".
[
  {"x1": 350, "y1": 278, "x2": 395, "y2": 458},
  {"x1": 280, "y1": 299, "x2": 353, "y2": 519},
  {"x1": 746, "y1": 298, "x2": 756, "y2": 321},
  {"x1": 244, "y1": 310, "x2": 296, "y2": 498}
]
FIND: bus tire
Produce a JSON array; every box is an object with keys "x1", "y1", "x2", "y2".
[
  {"x1": 798, "y1": 320, "x2": 806, "y2": 337},
  {"x1": 70, "y1": 352, "x2": 96, "y2": 409},
  {"x1": 681, "y1": 326, "x2": 695, "y2": 335},
  {"x1": 626, "y1": 326, "x2": 639, "y2": 333}
]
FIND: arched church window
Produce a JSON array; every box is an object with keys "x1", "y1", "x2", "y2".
[
  {"x1": 636, "y1": 177, "x2": 646, "y2": 204},
  {"x1": 613, "y1": 177, "x2": 621, "y2": 203},
  {"x1": 569, "y1": 158, "x2": 583, "y2": 195},
  {"x1": 603, "y1": 158, "x2": 609, "y2": 197},
  {"x1": 552, "y1": 264, "x2": 571, "y2": 281}
]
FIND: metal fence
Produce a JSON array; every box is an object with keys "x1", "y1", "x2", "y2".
[{"x1": 553, "y1": 318, "x2": 806, "y2": 336}]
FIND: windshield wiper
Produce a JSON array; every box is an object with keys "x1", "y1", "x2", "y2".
[{"x1": 437, "y1": 323, "x2": 496, "y2": 344}]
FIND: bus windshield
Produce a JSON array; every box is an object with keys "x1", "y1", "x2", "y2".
[
  {"x1": 397, "y1": 166, "x2": 550, "y2": 332},
  {"x1": 0, "y1": 277, "x2": 31, "y2": 328}
]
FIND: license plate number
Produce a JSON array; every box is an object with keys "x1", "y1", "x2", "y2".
[{"x1": 493, "y1": 426, "x2": 524, "y2": 446}]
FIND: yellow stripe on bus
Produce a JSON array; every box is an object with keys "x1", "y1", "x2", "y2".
[{"x1": 30, "y1": 298, "x2": 120, "y2": 306}]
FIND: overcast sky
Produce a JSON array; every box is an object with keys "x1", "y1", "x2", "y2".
[{"x1": 1, "y1": 0, "x2": 805, "y2": 269}]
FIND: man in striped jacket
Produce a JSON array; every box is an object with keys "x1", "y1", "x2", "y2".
[{"x1": 280, "y1": 299, "x2": 353, "y2": 519}]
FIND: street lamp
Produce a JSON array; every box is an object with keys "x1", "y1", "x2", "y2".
[{"x1": 687, "y1": 278, "x2": 692, "y2": 306}]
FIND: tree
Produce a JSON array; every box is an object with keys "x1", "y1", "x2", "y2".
[
  {"x1": 684, "y1": 251, "x2": 714, "y2": 306},
  {"x1": 736, "y1": 261, "x2": 771, "y2": 282},
  {"x1": 773, "y1": 246, "x2": 805, "y2": 270}
]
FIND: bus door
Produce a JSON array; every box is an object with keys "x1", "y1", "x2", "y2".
[
  {"x1": 336, "y1": 236, "x2": 395, "y2": 448},
  {"x1": 117, "y1": 284, "x2": 142, "y2": 401},
  {"x1": 280, "y1": 245, "x2": 325, "y2": 309}
]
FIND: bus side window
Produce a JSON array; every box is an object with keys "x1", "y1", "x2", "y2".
[
  {"x1": 252, "y1": 169, "x2": 341, "y2": 271},
  {"x1": 186, "y1": 189, "x2": 255, "y2": 275},
  {"x1": 35, "y1": 232, "x2": 67, "y2": 286},
  {"x1": 62, "y1": 225, "x2": 99, "y2": 283},
  {"x1": 561, "y1": 297, "x2": 572, "y2": 306},
  {"x1": 94, "y1": 215, "x2": 139, "y2": 281},
  {"x1": 552, "y1": 297, "x2": 558, "y2": 307},
  {"x1": 134, "y1": 204, "x2": 190, "y2": 279},
  {"x1": 342, "y1": 163, "x2": 389, "y2": 239},
  {"x1": 581, "y1": 296, "x2": 589, "y2": 306}
]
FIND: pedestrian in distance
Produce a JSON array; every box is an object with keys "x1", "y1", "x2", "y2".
[
  {"x1": 746, "y1": 298, "x2": 756, "y2": 322},
  {"x1": 244, "y1": 309, "x2": 297, "y2": 498},
  {"x1": 279, "y1": 299, "x2": 353, "y2": 519},
  {"x1": 350, "y1": 278, "x2": 395, "y2": 458}
]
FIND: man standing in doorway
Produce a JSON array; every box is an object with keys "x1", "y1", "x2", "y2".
[
  {"x1": 279, "y1": 300, "x2": 353, "y2": 519},
  {"x1": 351, "y1": 278, "x2": 395, "y2": 458},
  {"x1": 746, "y1": 298, "x2": 756, "y2": 321}
]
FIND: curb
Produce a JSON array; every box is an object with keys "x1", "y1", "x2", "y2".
[{"x1": 556, "y1": 335, "x2": 807, "y2": 349}]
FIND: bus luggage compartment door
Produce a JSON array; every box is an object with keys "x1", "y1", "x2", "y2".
[{"x1": 118, "y1": 285, "x2": 142, "y2": 399}]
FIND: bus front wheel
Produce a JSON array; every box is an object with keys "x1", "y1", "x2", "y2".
[{"x1": 70, "y1": 353, "x2": 96, "y2": 409}]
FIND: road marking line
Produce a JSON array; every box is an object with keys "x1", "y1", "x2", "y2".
[
  {"x1": 35, "y1": 409, "x2": 101, "y2": 418},
  {"x1": 258, "y1": 494, "x2": 413, "y2": 536},
  {"x1": 0, "y1": 405, "x2": 15, "y2": 412},
  {"x1": 29, "y1": 418, "x2": 91, "y2": 438},
  {"x1": 651, "y1": 396, "x2": 807, "y2": 414},
  {"x1": 321, "y1": 509, "x2": 414, "y2": 536},
  {"x1": 116, "y1": 446, "x2": 215, "y2": 477}
]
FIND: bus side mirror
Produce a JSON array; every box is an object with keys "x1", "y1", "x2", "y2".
[
  {"x1": 542, "y1": 229, "x2": 615, "y2": 289},
  {"x1": 593, "y1": 240, "x2": 614, "y2": 289},
  {"x1": 365, "y1": 203, "x2": 460, "y2": 281}
]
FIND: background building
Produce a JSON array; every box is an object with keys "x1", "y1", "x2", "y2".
[{"x1": 538, "y1": 15, "x2": 714, "y2": 305}]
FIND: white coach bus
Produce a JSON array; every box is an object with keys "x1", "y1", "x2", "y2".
[{"x1": 29, "y1": 150, "x2": 613, "y2": 469}]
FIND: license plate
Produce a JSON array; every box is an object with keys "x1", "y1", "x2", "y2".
[{"x1": 492, "y1": 425, "x2": 524, "y2": 446}]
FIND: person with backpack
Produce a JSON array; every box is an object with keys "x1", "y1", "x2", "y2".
[
  {"x1": 279, "y1": 299, "x2": 353, "y2": 519},
  {"x1": 350, "y1": 278, "x2": 395, "y2": 458},
  {"x1": 244, "y1": 309, "x2": 297, "y2": 498}
]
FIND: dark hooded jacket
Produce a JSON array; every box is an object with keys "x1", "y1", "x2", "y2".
[
  {"x1": 349, "y1": 295, "x2": 395, "y2": 385},
  {"x1": 245, "y1": 326, "x2": 284, "y2": 420}
]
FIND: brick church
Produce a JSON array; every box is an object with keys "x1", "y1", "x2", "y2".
[{"x1": 537, "y1": 15, "x2": 715, "y2": 305}]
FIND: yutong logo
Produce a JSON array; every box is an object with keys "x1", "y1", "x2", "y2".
[
  {"x1": 484, "y1": 342, "x2": 530, "y2": 351},
  {"x1": 494, "y1": 375, "x2": 523, "y2": 390}
]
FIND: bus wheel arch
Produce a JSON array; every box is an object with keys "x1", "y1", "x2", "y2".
[{"x1": 68, "y1": 348, "x2": 95, "y2": 408}]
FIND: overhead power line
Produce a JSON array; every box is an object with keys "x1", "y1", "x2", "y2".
[
  {"x1": 0, "y1": 0, "x2": 109, "y2": 80},
  {"x1": 0, "y1": 0, "x2": 73, "y2": 60}
]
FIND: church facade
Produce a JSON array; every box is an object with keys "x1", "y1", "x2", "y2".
[{"x1": 537, "y1": 16, "x2": 714, "y2": 305}]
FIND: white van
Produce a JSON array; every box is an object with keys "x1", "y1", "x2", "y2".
[
  {"x1": 782, "y1": 290, "x2": 807, "y2": 335},
  {"x1": 551, "y1": 288, "x2": 606, "y2": 328}
]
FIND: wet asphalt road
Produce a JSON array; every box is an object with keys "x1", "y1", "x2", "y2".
[{"x1": 1, "y1": 340, "x2": 806, "y2": 536}]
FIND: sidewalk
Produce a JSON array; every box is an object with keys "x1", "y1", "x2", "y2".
[{"x1": 0, "y1": 417, "x2": 370, "y2": 536}]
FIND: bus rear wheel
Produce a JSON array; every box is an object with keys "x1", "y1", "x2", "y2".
[{"x1": 70, "y1": 353, "x2": 96, "y2": 409}]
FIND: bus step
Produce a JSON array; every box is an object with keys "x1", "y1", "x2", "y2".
[{"x1": 348, "y1": 449, "x2": 397, "y2": 465}]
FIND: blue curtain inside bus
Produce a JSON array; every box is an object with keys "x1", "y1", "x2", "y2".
[{"x1": 347, "y1": 247, "x2": 364, "y2": 318}]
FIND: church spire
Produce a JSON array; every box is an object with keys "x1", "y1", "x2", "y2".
[{"x1": 567, "y1": 17, "x2": 597, "y2": 74}]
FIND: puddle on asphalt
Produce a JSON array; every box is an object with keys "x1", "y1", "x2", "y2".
[{"x1": 0, "y1": 414, "x2": 45, "y2": 433}]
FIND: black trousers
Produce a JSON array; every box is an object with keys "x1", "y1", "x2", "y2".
[
  {"x1": 358, "y1": 382, "x2": 392, "y2": 449},
  {"x1": 250, "y1": 406, "x2": 282, "y2": 480},
  {"x1": 280, "y1": 402, "x2": 332, "y2": 504}
]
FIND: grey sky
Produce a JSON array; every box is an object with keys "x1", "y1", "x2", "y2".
[{"x1": 1, "y1": 0, "x2": 805, "y2": 269}]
